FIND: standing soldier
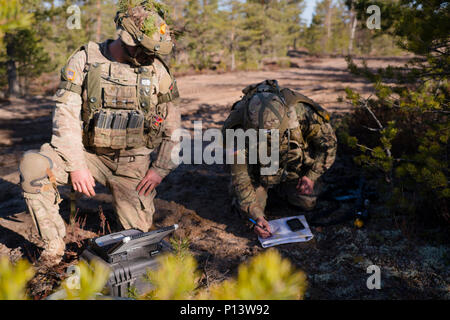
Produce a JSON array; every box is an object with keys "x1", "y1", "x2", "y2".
[
  {"x1": 18, "y1": 1, "x2": 181, "y2": 265},
  {"x1": 222, "y1": 80, "x2": 337, "y2": 239}
]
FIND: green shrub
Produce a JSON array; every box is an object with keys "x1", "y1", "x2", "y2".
[
  {"x1": 145, "y1": 252, "x2": 200, "y2": 300},
  {"x1": 143, "y1": 248, "x2": 307, "y2": 300},
  {"x1": 339, "y1": 1, "x2": 449, "y2": 225},
  {"x1": 207, "y1": 249, "x2": 307, "y2": 300},
  {"x1": 60, "y1": 260, "x2": 110, "y2": 300},
  {"x1": 1, "y1": 245, "x2": 307, "y2": 300},
  {"x1": 340, "y1": 77, "x2": 449, "y2": 224},
  {"x1": 0, "y1": 257, "x2": 110, "y2": 300},
  {"x1": 0, "y1": 257, "x2": 35, "y2": 300}
]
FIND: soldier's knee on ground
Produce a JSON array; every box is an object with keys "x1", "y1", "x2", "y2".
[
  {"x1": 19, "y1": 151, "x2": 54, "y2": 194},
  {"x1": 20, "y1": 151, "x2": 66, "y2": 241}
]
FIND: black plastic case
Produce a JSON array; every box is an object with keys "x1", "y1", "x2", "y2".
[{"x1": 80, "y1": 226, "x2": 176, "y2": 298}]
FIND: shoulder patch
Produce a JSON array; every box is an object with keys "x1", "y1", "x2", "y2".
[{"x1": 66, "y1": 68, "x2": 76, "y2": 81}]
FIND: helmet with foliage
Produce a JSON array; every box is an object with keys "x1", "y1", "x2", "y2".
[{"x1": 115, "y1": 0, "x2": 173, "y2": 55}]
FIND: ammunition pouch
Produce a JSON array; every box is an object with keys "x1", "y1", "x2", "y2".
[
  {"x1": 110, "y1": 112, "x2": 128, "y2": 149},
  {"x1": 90, "y1": 110, "x2": 146, "y2": 150},
  {"x1": 127, "y1": 111, "x2": 146, "y2": 148},
  {"x1": 92, "y1": 110, "x2": 112, "y2": 148}
]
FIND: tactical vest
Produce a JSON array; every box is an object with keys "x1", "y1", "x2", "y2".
[
  {"x1": 224, "y1": 80, "x2": 330, "y2": 186},
  {"x1": 58, "y1": 41, "x2": 179, "y2": 150}
]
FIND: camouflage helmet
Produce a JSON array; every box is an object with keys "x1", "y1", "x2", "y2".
[
  {"x1": 243, "y1": 80, "x2": 294, "y2": 133},
  {"x1": 246, "y1": 93, "x2": 287, "y2": 130},
  {"x1": 115, "y1": 1, "x2": 173, "y2": 55}
]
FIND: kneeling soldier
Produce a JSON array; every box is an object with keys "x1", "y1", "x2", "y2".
[
  {"x1": 222, "y1": 80, "x2": 337, "y2": 238},
  {"x1": 19, "y1": 2, "x2": 181, "y2": 265}
]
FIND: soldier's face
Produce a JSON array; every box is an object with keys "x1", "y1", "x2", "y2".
[
  {"x1": 124, "y1": 44, "x2": 138, "y2": 56},
  {"x1": 123, "y1": 44, "x2": 154, "y2": 65}
]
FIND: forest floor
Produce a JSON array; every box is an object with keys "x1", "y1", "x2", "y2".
[{"x1": 0, "y1": 55, "x2": 448, "y2": 299}]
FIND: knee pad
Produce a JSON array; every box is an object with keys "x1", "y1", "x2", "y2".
[{"x1": 19, "y1": 151, "x2": 54, "y2": 194}]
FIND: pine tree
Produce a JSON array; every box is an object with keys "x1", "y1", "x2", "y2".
[
  {"x1": 303, "y1": 0, "x2": 329, "y2": 54},
  {"x1": 0, "y1": 0, "x2": 33, "y2": 39},
  {"x1": 0, "y1": 0, "x2": 34, "y2": 96},
  {"x1": 219, "y1": 0, "x2": 244, "y2": 71},
  {"x1": 182, "y1": 0, "x2": 224, "y2": 70},
  {"x1": 342, "y1": 0, "x2": 450, "y2": 223},
  {"x1": 303, "y1": 0, "x2": 350, "y2": 55},
  {"x1": 163, "y1": 0, "x2": 188, "y2": 67},
  {"x1": 283, "y1": 0, "x2": 305, "y2": 51},
  {"x1": 4, "y1": 29, "x2": 52, "y2": 95}
]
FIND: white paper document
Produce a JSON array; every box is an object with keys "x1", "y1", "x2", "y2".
[{"x1": 258, "y1": 215, "x2": 314, "y2": 248}]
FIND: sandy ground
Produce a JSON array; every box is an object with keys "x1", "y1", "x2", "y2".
[{"x1": 0, "y1": 56, "x2": 448, "y2": 299}]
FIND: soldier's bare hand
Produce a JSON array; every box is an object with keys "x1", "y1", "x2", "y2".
[
  {"x1": 297, "y1": 176, "x2": 314, "y2": 195},
  {"x1": 137, "y1": 169, "x2": 163, "y2": 196},
  {"x1": 254, "y1": 217, "x2": 272, "y2": 239},
  {"x1": 70, "y1": 169, "x2": 96, "y2": 198}
]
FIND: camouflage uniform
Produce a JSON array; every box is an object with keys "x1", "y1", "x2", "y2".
[
  {"x1": 19, "y1": 25, "x2": 180, "y2": 263},
  {"x1": 223, "y1": 83, "x2": 337, "y2": 220}
]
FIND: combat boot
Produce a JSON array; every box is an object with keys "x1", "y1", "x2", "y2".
[{"x1": 38, "y1": 238, "x2": 66, "y2": 267}]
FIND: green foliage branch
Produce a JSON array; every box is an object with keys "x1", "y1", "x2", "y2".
[{"x1": 339, "y1": 0, "x2": 450, "y2": 224}]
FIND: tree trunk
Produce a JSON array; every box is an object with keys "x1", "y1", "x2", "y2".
[
  {"x1": 6, "y1": 34, "x2": 20, "y2": 97},
  {"x1": 6, "y1": 59, "x2": 20, "y2": 97},
  {"x1": 348, "y1": 10, "x2": 358, "y2": 55},
  {"x1": 96, "y1": 0, "x2": 102, "y2": 42},
  {"x1": 326, "y1": 5, "x2": 332, "y2": 41},
  {"x1": 230, "y1": 28, "x2": 236, "y2": 71},
  {"x1": 324, "y1": 0, "x2": 332, "y2": 52}
]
